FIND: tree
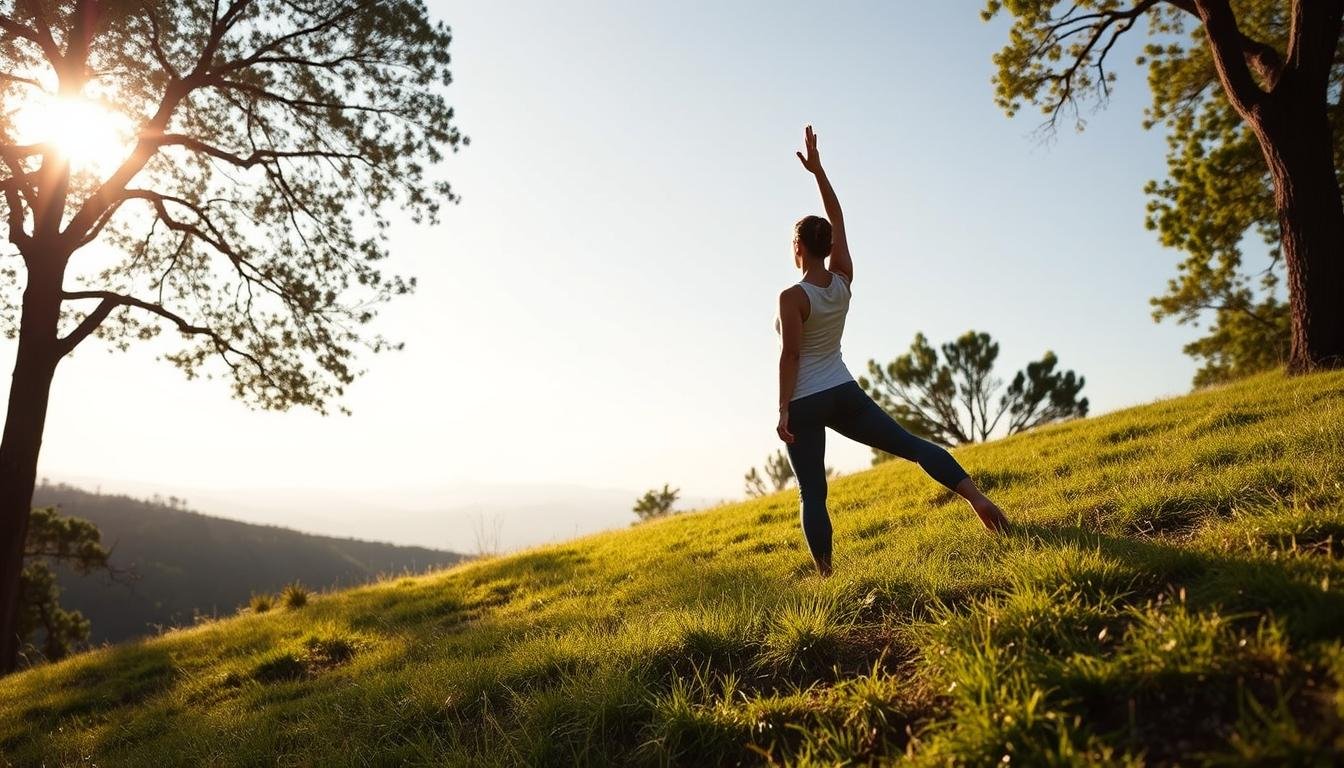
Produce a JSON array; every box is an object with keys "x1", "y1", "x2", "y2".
[
  {"x1": 985, "y1": 1, "x2": 1343, "y2": 380},
  {"x1": 0, "y1": 1, "x2": 464, "y2": 673},
  {"x1": 18, "y1": 506, "x2": 112, "y2": 665},
  {"x1": 744, "y1": 450, "x2": 834, "y2": 498},
  {"x1": 744, "y1": 450, "x2": 793, "y2": 497},
  {"x1": 859, "y1": 331, "x2": 1088, "y2": 462},
  {"x1": 632, "y1": 484, "x2": 679, "y2": 521},
  {"x1": 1137, "y1": 3, "x2": 1330, "y2": 385}
]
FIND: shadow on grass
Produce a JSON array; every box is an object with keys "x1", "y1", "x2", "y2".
[
  {"x1": 1, "y1": 642, "x2": 176, "y2": 755},
  {"x1": 1009, "y1": 522, "x2": 1344, "y2": 641}
]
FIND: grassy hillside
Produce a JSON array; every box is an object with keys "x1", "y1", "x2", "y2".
[
  {"x1": 31, "y1": 484, "x2": 465, "y2": 644},
  {"x1": 3, "y1": 371, "x2": 1343, "y2": 766}
]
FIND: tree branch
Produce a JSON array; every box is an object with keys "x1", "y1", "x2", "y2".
[
  {"x1": 59, "y1": 0, "x2": 255, "y2": 242},
  {"x1": 1193, "y1": 300, "x2": 1278, "y2": 328},
  {"x1": 984, "y1": 400, "x2": 1010, "y2": 437},
  {"x1": 61, "y1": 92, "x2": 188, "y2": 245},
  {"x1": 1191, "y1": 0, "x2": 1269, "y2": 118},
  {"x1": 76, "y1": 188, "x2": 293, "y2": 338},
  {"x1": 191, "y1": 0, "x2": 253, "y2": 80},
  {"x1": 212, "y1": 77, "x2": 411, "y2": 118},
  {"x1": 0, "y1": 145, "x2": 38, "y2": 235},
  {"x1": 139, "y1": 4, "x2": 179, "y2": 80},
  {"x1": 215, "y1": 5, "x2": 360, "y2": 75},
  {"x1": 155, "y1": 134, "x2": 363, "y2": 168},
  {"x1": 892, "y1": 377, "x2": 969, "y2": 445},
  {"x1": 1164, "y1": 0, "x2": 1286, "y2": 87},
  {"x1": 63, "y1": 0, "x2": 109, "y2": 85},
  {"x1": 1034, "y1": 0, "x2": 1160, "y2": 127},
  {"x1": 0, "y1": 10, "x2": 60, "y2": 65},
  {"x1": 0, "y1": 144, "x2": 50, "y2": 159},
  {"x1": 57, "y1": 292, "x2": 278, "y2": 396},
  {"x1": 56, "y1": 293, "x2": 120, "y2": 357},
  {"x1": 118, "y1": 189, "x2": 234, "y2": 254},
  {"x1": 2, "y1": 182, "x2": 27, "y2": 248},
  {"x1": 0, "y1": 72, "x2": 44, "y2": 89}
]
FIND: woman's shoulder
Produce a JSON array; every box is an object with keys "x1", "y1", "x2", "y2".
[
  {"x1": 779, "y1": 283, "x2": 809, "y2": 308},
  {"x1": 829, "y1": 270, "x2": 852, "y2": 295}
]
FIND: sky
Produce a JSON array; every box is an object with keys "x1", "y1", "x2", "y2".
[{"x1": 7, "y1": 1, "x2": 1221, "y2": 552}]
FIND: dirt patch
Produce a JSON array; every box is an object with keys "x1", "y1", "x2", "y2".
[{"x1": 253, "y1": 636, "x2": 359, "y2": 684}]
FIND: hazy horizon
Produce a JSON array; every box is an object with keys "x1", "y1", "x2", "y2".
[{"x1": 44, "y1": 472, "x2": 733, "y2": 554}]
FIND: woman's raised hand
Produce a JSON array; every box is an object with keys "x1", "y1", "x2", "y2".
[{"x1": 795, "y1": 125, "x2": 822, "y2": 174}]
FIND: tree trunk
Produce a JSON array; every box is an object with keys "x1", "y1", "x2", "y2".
[
  {"x1": 1253, "y1": 78, "x2": 1344, "y2": 374},
  {"x1": 1257, "y1": 102, "x2": 1344, "y2": 376},
  {"x1": 0, "y1": 256, "x2": 63, "y2": 674}
]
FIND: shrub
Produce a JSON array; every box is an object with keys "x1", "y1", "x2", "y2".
[{"x1": 281, "y1": 582, "x2": 311, "y2": 609}]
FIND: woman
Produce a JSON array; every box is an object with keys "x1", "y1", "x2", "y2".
[{"x1": 776, "y1": 125, "x2": 1010, "y2": 577}]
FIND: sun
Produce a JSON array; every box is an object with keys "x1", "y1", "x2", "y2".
[{"x1": 10, "y1": 92, "x2": 135, "y2": 176}]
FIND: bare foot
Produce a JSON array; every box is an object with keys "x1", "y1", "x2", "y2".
[
  {"x1": 973, "y1": 499, "x2": 1010, "y2": 533},
  {"x1": 815, "y1": 555, "x2": 833, "y2": 577}
]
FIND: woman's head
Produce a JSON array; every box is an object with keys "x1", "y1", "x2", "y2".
[{"x1": 793, "y1": 215, "x2": 832, "y2": 267}]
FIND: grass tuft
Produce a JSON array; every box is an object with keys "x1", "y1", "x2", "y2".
[
  {"x1": 761, "y1": 592, "x2": 854, "y2": 671},
  {"x1": 247, "y1": 593, "x2": 275, "y2": 614},
  {"x1": 281, "y1": 582, "x2": 311, "y2": 609}
]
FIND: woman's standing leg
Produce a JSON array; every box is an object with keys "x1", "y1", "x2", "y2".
[
  {"x1": 784, "y1": 394, "x2": 834, "y2": 575},
  {"x1": 828, "y1": 383, "x2": 1009, "y2": 532}
]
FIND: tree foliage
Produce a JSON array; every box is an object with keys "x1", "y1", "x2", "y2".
[
  {"x1": 632, "y1": 484, "x2": 679, "y2": 522},
  {"x1": 18, "y1": 507, "x2": 111, "y2": 665},
  {"x1": 745, "y1": 451, "x2": 837, "y2": 498},
  {"x1": 745, "y1": 451, "x2": 793, "y2": 498},
  {"x1": 859, "y1": 331, "x2": 1087, "y2": 463},
  {"x1": 984, "y1": 0, "x2": 1343, "y2": 385},
  {"x1": 0, "y1": 0, "x2": 466, "y2": 412}
]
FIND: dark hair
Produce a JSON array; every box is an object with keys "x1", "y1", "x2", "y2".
[{"x1": 794, "y1": 215, "x2": 832, "y2": 259}]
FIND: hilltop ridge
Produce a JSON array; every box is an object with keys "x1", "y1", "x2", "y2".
[{"x1": 32, "y1": 483, "x2": 464, "y2": 643}]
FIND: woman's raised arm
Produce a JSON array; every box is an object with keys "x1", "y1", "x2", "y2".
[{"x1": 796, "y1": 125, "x2": 852, "y2": 284}]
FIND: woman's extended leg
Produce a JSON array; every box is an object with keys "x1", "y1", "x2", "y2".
[
  {"x1": 829, "y1": 383, "x2": 1009, "y2": 532},
  {"x1": 784, "y1": 398, "x2": 834, "y2": 575}
]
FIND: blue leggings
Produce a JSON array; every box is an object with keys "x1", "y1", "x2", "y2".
[{"x1": 784, "y1": 381, "x2": 969, "y2": 562}]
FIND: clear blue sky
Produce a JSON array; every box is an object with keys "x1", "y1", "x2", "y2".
[{"x1": 15, "y1": 1, "x2": 1213, "y2": 548}]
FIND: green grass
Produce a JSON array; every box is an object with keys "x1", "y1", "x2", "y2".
[{"x1": 3, "y1": 370, "x2": 1344, "y2": 765}]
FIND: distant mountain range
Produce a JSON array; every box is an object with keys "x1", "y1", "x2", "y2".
[
  {"x1": 50, "y1": 475, "x2": 724, "y2": 552},
  {"x1": 31, "y1": 483, "x2": 467, "y2": 644}
]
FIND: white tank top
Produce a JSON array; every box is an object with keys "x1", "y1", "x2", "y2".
[{"x1": 781, "y1": 271, "x2": 854, "y2": 400}]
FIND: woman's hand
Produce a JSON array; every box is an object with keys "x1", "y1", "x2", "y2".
[
  {"x1": 795, "y1": 124, "x2": 822, "y2": 175},
  {"x1": 777, "y1": 409, "x2": 795, "y2": 444}
]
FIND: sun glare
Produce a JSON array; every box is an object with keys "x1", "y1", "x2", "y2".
[{"x1": 11, "y1": 92, "x2": 134, "y2": 176}]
